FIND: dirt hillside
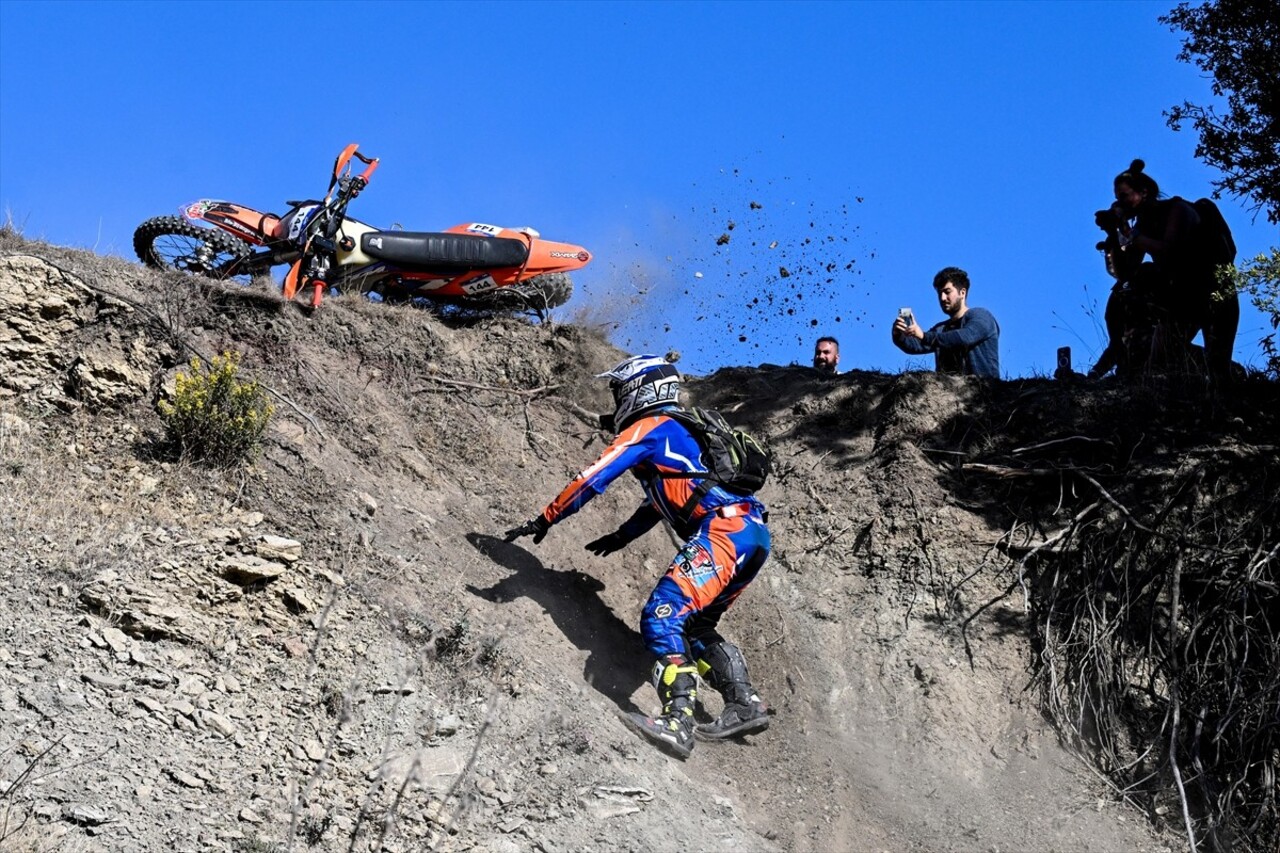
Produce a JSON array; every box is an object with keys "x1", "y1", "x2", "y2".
[{"x1": 4, "y1": 230, "x2": 1272, "y2": 852}]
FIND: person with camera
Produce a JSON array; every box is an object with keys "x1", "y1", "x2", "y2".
[
  {"x1": 891, "y1": 266, "x2": 1001, "y2": 379},
  {"x1": 1084, "y1": 252, "x2": 1161, "y2": 382},
  {"x1": 1095, "y1": 159, "x2": 1239, "y2": 384}
]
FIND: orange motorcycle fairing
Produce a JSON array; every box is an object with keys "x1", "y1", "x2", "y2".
[
  {"x1": 139, "y1": 145, "x2": 584, "y2": 310},
  {"x1": 391, "y1": 270, "x2": 515, "y2": 297},
  {"x1": 182, "y1": 199, "x2": 282, "y2": 246},
  {"x1": 441, "y1": 222, "x2": 591, "y2": 274},
  {"x1": 283, "y1": 259, "x2": 303, "y2": 300},
  {"x1": 525, "y1": 238, "x2": 592, "y2": 276}
]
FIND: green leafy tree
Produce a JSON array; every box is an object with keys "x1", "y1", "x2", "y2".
[
  {"x1": 1164, "y1": 1, "x2": 1280, "y2": 374},
  {"x1": 1221, "y1": 249, "x2": 1280, "y2": 377},
  {"x1": 1161, "y1": 0, "x2": 1280, "y2": 224}
]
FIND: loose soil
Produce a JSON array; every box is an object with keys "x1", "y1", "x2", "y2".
[{"x1": 7, "y1": 231, "x2": 1266, "y2": 852}]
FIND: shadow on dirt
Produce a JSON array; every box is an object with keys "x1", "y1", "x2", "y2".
[{"x1": 464, "y1": 533, "x2": 648, "y2": 712}]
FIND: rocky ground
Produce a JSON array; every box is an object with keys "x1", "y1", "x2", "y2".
[{"x1": 4, "y1": 230, "x2": 1257, "y2": 851}]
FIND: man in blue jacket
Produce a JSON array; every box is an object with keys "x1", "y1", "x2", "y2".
[
  {"x1": 504, "y1": 355, "x2": 771, "y2": 760},
  {"x1": 892, "y1": 267, "x2": 1000, "y2": 379}
]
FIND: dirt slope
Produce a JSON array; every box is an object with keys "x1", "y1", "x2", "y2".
[{"x1": 0, "y1": 231, "x2": 1205, "y2": 852}]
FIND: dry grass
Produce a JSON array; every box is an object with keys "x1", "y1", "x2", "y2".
[{"x1": 962, "y1": 396, "x2": 1280, "y2": 853}]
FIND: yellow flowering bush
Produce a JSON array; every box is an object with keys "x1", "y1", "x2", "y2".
[{"x1": 158, "y1": 351, "x2": 274, "y2": 466}]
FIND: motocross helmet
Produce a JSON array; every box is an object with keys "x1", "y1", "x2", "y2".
[{"x1": 597, "y1": 354, "x2": 681, "y2": 432}]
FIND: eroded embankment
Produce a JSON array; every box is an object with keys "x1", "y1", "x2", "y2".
[{"x1": 8, "y1": 232, "x2": 1272, "y2": 852}]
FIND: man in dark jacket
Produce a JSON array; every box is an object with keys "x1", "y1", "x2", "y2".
[{"x1": 892, "y1": 267, "x2": 1001, "y2": 379}]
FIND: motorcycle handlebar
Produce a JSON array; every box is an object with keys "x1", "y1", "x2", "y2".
[
  {"x1": 329, "y1": 144, "x2": 379, "y2": 197},
  {"x1": 351, "y1": 149, "x2": 379, "y2": 184},
  {"x1": 284, "y1": 145, "x2": 378, "y2": 304}
]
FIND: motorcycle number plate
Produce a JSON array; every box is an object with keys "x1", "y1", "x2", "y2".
[
  {"x1": 460, "y1": 275, "x2": 498, "y2": 294},
  {"x1": 288, "y1": 205, "x2": 321, "y2": 243},
  {"x1": 465, "y1": 223, "x2": 502, "y2": 237}
]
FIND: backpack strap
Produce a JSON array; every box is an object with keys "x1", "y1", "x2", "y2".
[
  {"x1": 676, "y1": 480, "x2": 715, "y2": 525},
  {"x1": 660, "y1": 462, "x2": 719, "y2": 524},
  {"x1": 654, "y1": 409, "x2": 718, "y2": 524}
]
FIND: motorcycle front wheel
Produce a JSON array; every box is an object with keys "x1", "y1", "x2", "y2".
[{"x1": 133, "y1": 216, "x2": 256, "y2": 281}]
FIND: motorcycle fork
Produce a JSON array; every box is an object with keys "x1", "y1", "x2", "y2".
[{"x1": 307, "y1": 254, "x2": 333, "y2": 308}]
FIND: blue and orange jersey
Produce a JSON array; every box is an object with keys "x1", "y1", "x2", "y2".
[{"x1": 541, "y1": 408, "x2": 764, "y2": 533}]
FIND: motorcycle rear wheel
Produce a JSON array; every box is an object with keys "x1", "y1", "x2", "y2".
[
  {"x1": 133, "y1": 216, "x2": 254, "y2": 280},
  {"x1": 474, "y1": 272, "x2": 574, "y2": 311}
]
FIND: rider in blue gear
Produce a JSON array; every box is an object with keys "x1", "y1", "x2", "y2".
[{"x1": 506, "y1": 355, "x2": 771, "y2": 758}]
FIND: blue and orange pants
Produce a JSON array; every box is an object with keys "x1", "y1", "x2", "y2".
[{"x1": 640, "y1": 503, "x2": 771, "y2": 659}]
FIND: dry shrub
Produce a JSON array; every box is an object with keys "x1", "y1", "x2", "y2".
[
  {"x1": 971, "y1": 423, "x2": 1278, "y2": 851},
  {"x1": 158, "y1": 350, "x2": 273, "y2": 466},
  {"x1": 1031, "y1": 455, "x2": 1278, "y2": 852}
]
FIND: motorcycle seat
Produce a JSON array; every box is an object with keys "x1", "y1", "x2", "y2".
[{"x1": 360, "y1": 231, "x2": 529, "y2": 269}]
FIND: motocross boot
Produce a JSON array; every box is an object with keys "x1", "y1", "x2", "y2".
[
  {"x1": 695, "y1": 641, "x2": 770, "y2": 740},
  {"x1": 625, "y1": 654, "x2": 698, "y2": 759}
]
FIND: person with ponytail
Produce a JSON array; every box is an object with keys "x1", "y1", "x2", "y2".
[{"x1": 1102, "y1": 158, "x2": 1240, "y2": 384}]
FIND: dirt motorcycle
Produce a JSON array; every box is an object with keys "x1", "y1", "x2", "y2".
[{"x1": 133, "y1": 143, "x2": 591, "y2": 311}]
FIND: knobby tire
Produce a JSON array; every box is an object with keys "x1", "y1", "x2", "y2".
[{"x1": 133, "y1": 216, "x2": 254, "y2": 281}]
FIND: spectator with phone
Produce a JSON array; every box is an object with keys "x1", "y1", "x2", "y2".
[{"x1": 891, "y1": 267, "x2": 1001, "y2": 379}]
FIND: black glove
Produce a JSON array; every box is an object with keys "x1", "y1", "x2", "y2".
[
  {"x1": 504, "y1": 515, "x2": 550, "y2": 544},
  {"x1": 584, "y1": 532, "x2": 629, "y2": 557}
]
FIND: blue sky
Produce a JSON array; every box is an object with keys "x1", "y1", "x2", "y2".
[{"x1": 2, "y1": 0, "x2": 1276, "y2": 378}]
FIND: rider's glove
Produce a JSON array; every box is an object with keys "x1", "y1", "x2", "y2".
[
  {"x1": 504, "y1": 515, "x2": 551, "y2": 545},
  {"x1": 584, "y1": 531, "x2": 629, "y2": 557}
]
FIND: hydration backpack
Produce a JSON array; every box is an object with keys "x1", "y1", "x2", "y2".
[
  {"x1": 1189, "y1": 196, "x2": 1237, "y2": 267},
  {"x1": 661, "y1": 407, "x2": 772, "y2": 522}
]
